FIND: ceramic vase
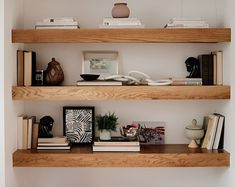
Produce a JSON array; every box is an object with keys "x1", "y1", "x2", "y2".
[
  {"x1": 112, "y1": 3, "x2": 130, "y2": 18},
  {"x1": 99, "y1": 129, "x2": 111, "y2": 140}
]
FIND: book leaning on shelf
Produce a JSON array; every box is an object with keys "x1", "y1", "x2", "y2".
[{"x1": 201, "y1": 113, "x2": 225, "y2": 150}]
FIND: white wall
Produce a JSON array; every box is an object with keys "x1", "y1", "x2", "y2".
[
  {"x1": 4, "y1": 0, "x2": 24, "y2": 187},
  {"x1": 4, "y1": 0, "x2": 234, "y2": 187},
  {"x1": 0, "y1": 0, "x2": 5, "y2": 186}
]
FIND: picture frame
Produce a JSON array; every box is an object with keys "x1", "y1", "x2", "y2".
[
  {"x1": 82, "y1": 51, "x2": 119, "y2": 79},
  {"x1": 63, "y1": 106, "x2": 95, "y2": 144}
]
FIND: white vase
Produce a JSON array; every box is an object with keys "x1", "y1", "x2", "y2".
[{"x1": 99, "y1": 130, "x2": 111, "y2": 140}]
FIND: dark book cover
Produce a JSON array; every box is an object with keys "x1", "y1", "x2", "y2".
[
  {"x1": 218, "y1": 117, "x2": 225, "y2": 149},
  {"x1": 17, "y1": 50, "x2": 24, "y2": 86},
  {"x1": 198, "y1": 54, "x2": 213, "y2": 85},
  {"x1": 31, "y1": 51, "x2": 37, "y2": 86}
]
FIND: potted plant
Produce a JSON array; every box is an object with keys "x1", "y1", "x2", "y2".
[{"x1": 96, "y1": 112, "x2": 118, "y2": 140}]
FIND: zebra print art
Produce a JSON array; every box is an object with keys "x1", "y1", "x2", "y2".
[{"x1": 63, "y1": 107, "x2": 94, "y2": 143}]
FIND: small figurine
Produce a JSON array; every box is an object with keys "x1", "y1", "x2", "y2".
[
  {"x1": 185, "y1": 57, "x2": 201, "y2": 78},
  {"x1": 38, "y1": 116, "x2": 54, "y2": 138}
]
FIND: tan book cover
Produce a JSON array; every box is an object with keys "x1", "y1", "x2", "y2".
[
  {"x1": 17, "y1": 50, "x2": 24, "y2": 86},
  {"x1": 32, "y1": 123, "x2": 39, "y2": 149}
]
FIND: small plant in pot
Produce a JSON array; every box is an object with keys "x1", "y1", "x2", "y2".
[{"x1": 96, "y1": 112, "x2": 118, "y2": 140}]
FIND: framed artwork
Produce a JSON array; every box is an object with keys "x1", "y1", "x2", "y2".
[
  {"x1": 135, "y1": 121, "x2": 165, "y2": 145},
  {"x1": 82, "y1": 51, "x2": 119, "y2": 79},
  {"x1": 63, "y1": 106, "x2": 95, "y2": 144}
]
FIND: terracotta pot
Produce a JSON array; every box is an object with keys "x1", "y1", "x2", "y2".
[{"x1": 112, "y1": 3, "x2": 130, "y2": 18}]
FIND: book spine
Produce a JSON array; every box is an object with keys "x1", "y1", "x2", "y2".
[
  {"x1": 199, "y1": 55, "x2": 213, "y2": 85},
  {"x1": 32, "y1": 123, "x2": 39, "y2": 149}
]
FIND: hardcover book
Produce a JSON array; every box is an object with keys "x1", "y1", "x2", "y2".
[{"x1": 198, "y1": 54, "x2": 214, "y2": 85}]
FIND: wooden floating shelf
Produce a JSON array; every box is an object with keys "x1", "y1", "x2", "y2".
[
  {"x1": 12, "y1": 86, "x2": 230, "y2": 101},
  {"x1": 13, "y1": 145, "x2": 230, "y2": 167},
  {"x1": 12, "y1": 28, "x2": 231, "y2": 43}
]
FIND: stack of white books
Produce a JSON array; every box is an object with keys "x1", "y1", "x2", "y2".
[
  {"x1": 165, "y1": 17, "x2": 209, "y2": 28},
  {"x1": 92, "y1": 137, "x2": 140, "y2": 152},
  {"x1": 37, "y1": 136, "x2": 71, "y2": 150},
  {"x1": 35, "y1": 17, "x2": 80, "y2": 29},
  {"x1": 99, "y1": 18, "x2": 145, "y2": 28}
]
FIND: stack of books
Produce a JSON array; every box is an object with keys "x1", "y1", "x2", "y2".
[
  {"x1": 199, "y1": 50, "x2": 223, "y2": 85},
  {"x1": 35, "y1": 17, "x2": 80, "y2": 29},
  {"x1": 17, "y1": 50, "x2": 36, "y2": 86},
  {"x1": 165, "y1": 17, "x2": 209, "y2": 28},
  {"x1": 99, "y1": 18, "x2": 144, "y2": 28},
  {"x1": 17, "y1": 115, "x2": 39, "y2": 150},
  {"x1": 92, "y1": 137, "x2": 140, "y2": 152},
  {"x1": 37, "y1": 137, "x2": 71, "y2": 150},
  {"x1": 201, "y1": 113, "x2": 225, "y2": 150},
  {"x1": 77, "y1": 80, "x2": 122, "y2": 86},
  {"x1": 170, "y1": 78, "x2": 202, "y2": 86}
]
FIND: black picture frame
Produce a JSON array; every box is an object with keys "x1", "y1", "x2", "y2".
[{"x1": 63, "y1": 106, "x2": 95, "y2": 144}]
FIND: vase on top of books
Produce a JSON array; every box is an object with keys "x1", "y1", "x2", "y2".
[{"x1": 112, "y1": 3, "x2": 130, "y2": 18}]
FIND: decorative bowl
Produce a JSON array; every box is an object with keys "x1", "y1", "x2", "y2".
[
  {"x1": 80, "y1": 74, "x2": 100, "y2": 81},
  {"x1": 185, "y1": 119, "x2": 204, "y2": 148}
]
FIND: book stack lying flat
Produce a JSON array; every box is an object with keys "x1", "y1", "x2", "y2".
[
  {"x1": 170, "y1": 78, "x2": 202, "y2": 86},
  {"x1": 99, "y1": 18, "x2": 145, "y2": 28},
  {"x1": 93, "y1": 137, "x2": 140, "y2": 152},
  {"x1": 37, "y1": 136, "x2": 71, "y2": 150},
  {"x1": 77, "y1": 80, "x2": 122, "y2": 86},
  {"x1": 35, "y1": 17, "x2": 80, "y2": 29},
  {"x1": 165, "y1": 17, "x2": 209, "y2": 28}
]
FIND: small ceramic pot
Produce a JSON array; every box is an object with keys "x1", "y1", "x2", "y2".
[
  {"x1": 99, "y1": 129, "x2": 111, "y2": 140},
  {"x1": 112, "y1": 3, "x2": 130, "y2": 18},
  {"x1": 185, "y1": 119, "x2": 204, "y2": 148}
]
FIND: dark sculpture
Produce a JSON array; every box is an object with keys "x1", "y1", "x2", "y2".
[
  {"x1": 38, "y1": 116, "x2": 54, "y2": 138},
  {"x1": 185, "y1": 57, "x2": 201, "y2": 78}
]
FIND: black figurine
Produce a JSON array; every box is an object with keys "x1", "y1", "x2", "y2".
[
  {"x1": 38, "y1": 116, "x2": 54, "y2": 138},
  {"x1": 185, "y1": 57, "x2": 201, "y2": 78}
]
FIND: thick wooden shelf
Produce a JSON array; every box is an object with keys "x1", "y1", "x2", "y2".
[
  {"x1": 12, "y1": 85, "x2": 230, "y2": 100},
  {"x1": 12, "y1": 28, "x2": 231, "y2": 43},
  {"x1": 13, "y1": 145, "x2": 230, "y2": 167}
]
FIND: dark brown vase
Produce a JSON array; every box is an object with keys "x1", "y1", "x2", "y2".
[{"x1": 45, "y1": 58, "x2": 64, "y2": 85}]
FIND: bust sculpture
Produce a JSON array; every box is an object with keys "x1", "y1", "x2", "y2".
[
  {"x1": 185, "y1": 57, "x2": 201, "y2": 78},
  {"x1": 38, "y1": 116, "x2": 54, "y2": 138}
]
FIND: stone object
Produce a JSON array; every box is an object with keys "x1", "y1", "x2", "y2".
[{"x1": 112, "y1": 3, "x2": 130, "y2": 18}]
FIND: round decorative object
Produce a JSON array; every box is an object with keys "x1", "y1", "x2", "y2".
[
  {"x1": 45, "y1": 58, "x2": 64, "y2": 85},
  {"x1": 112, "y1": 3, "x2": 130, "y2": 18},
  {"x1": 185, "y1": 119, "x2": 204, "y2": 148}
]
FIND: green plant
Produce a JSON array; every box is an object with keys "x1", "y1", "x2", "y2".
[{"x1": 96, "y1": 112, "x2": 118, "y2": 131}]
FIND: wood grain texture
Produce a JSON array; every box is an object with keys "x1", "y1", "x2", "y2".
[
  {"x1": 12, "y1": 86, "x2": 230, "y2": 100},
  {"x1": 12, "y1": 28, "x2": 231, "y2": 43},
  {"x1": 13, "y1": 145, "x2": 230, "y2": 167}
]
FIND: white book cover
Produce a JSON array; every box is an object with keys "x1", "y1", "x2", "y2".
[
  {"x1": 35, "y1": 21, "x2": 79, "y2": 26},
  {"x1": 77, "y1": 80, "x2": 122, "y2": 86},
  {"x1": 99, "y1": 24, "x2": 145, "y2": 29},
  {"x1": 35, "y1": 26, "x2": 79, "y2": 29},
  {"x1": 213, "y1": 115, "x2": 225, "y2": 149},
  {"x1": 206, "y1": 115, "x2": 219, "y2": 149},
  {"x1": 22, "y1": 118, "x2": 28, "y2": 150},
  {"x1": 212, "y1": 51, "x2": 223, "y2": 85},
  {"x1": 92, "y1": 145, "x2": 140, "y2": 152},
  {"x1": 43, "y1": 17, "x2": 75, "y2": 23},
  {"x1": 38, "y1": 136, "x2": 67, "y2": 143},
  {"x1": 103, "y1": 17, "x2": 140, "y2": 22},
  {"x1": 170, "y1": 20, "x2": 206, "y2": 25},
  {"x1": 38, "y1": 140, "x2": 70, "y2": 147},
  {"x1": 170, "y1": 17, "x2": 204, "y2": 22},
  {"x1": 166, "y1": 23, "x2": 209, "y2": 27},
  {"x1": 37, "y1": 146, "x2": 71, "y2": 150},
  {"x1": 17, "y1": 115, "x2": 25, "y2": 149}
]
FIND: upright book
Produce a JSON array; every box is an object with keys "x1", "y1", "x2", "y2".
[
  {"x1": 17, "y1": 50, "x2": 24, "y2": 86},
  {"x1": 24, "y1": 51, "x2": 36, "y2": 86},
  {"x1": 198, "y1": 54, "x2": 214, "y2": 85}
]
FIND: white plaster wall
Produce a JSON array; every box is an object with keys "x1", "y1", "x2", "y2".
[
  {"x1": 0, "y1": 0, "x2": 5, "y2": 186},
  {"x1": 4, "y1": 0, "x2": 24, "y2": 187},
  {"x1": 5, "y1": 0, "x2": 234, "y2": 187}
]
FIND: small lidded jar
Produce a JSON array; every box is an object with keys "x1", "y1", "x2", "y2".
[{"x1": 112, "y1": 3, "x2": 130, "y2": 18}]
